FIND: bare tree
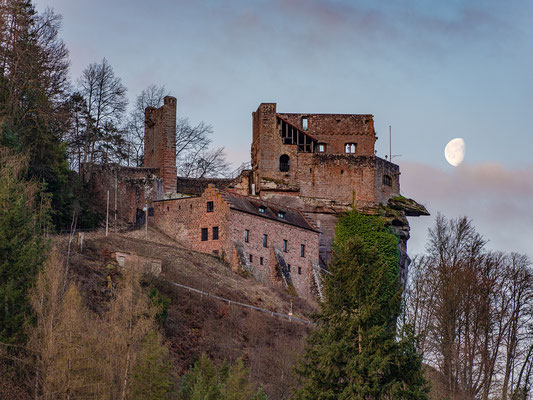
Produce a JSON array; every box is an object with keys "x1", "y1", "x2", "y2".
[
  {"x1": 76, "y1": 58, "x2": 127, "y2": 180},
  {"x1": 406, "y1": 214, "x2": 533, "y2": 400},
  {"x1": 126, "y1": 84, "x2": 168, "y2": 166}
]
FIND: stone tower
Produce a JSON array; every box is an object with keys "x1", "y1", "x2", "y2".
[{"x1": 144, "y1": 96, "x2": 177, "y2": 193}]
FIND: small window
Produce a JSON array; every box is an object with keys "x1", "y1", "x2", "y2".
[
  {"x1": 300, "y1": 244, "x2": 305, "y2": 257},
  {"x1": 288, "y1": 264, "x2": 291, "y2": 273},
  {"x1": 201, "y1": 228, "x2": 208, "y2": 241},
  {"x1": 148, "y1": 207, "x2": 154, "y2": 216},
  {"x1": 280, "y1": 154, "x2": 290, "y2": 172},
  {"x1": 278, "y1": 211, "x2": 285, "y2": 219},
  {"x1": 345, "y1": 143, "x2": 357, "y2": 154},
  {"x1": 263, "y1": 234, "x2": 268, "y2": 247},
  {"x1": 260, "y1": 257, "x2": 264, "y2": 265},
  {"x1": 167, "y1": 206, "x2": 169, "y2": 211},
  {"x1": 212, "y1": 226, "x2": 219, "y2": 240},
  {"x1": 383, "y1": 175, "x2": 392, "y2": 186},
  {"x1": 244, "y1": 229, "x2": 249, "y2": 243},
  {"x1": 302, "y1": 117, "x2": 308, "y2": 131},
  {"x1": 317, "y1": 143, "x2": 325, "y2": 153},
  {"x1": 249, "y1": 254, "x2": 253, "y2": 263},
  {"x1": 190, "y1": 204, "x2": 193, "y2": 209},
  {"x1": 283, "y1": 239, "x2": 288, "y2": 252},
  {"x1": 298, "y1": 266, "x2": 302, "y2": 275},
  {"x1": 206, "y1": 201, "x2": 214, "y2": 212},
  {"x1": 258, "y1": 206, "x2": 266, "y2": 214}
]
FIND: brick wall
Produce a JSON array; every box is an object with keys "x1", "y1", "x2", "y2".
[
  {"x1": 152, "y1": 186, "x2": 230, "y2": 256},
  {"x1": 144, "y1": 96, "x2": 177, "y2": 193},
  {"x1": 227, "y1": 209, "x2": 319, "y2": 299},
  {"x1": 91, "y1": 165, "x2": 163, "y2": 224}
]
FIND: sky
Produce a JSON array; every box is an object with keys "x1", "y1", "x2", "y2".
[{"x1": 36, "y1": 0, "x2": 533, "y2": 259}]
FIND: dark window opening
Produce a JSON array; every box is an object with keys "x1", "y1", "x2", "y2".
[
  {"x1": 212, "y1": 226, "x2": 219, "y2": 240},
  {"x1": 280, "y1": 154, "x2": 290, "y2": 172},
  {"x1": 190, "y1": 204, "x2": 193, "y2": 209},
  {"x1": 288, "y1": 264, "x2": 291, "y2": 273},
  {"x1": 206, "y1": 201, "x2": 214, "y2": 212},
  {"x1": 278, "y1": 211, "x2": 285, "y2": 219},
  {"x1": 258, "y1": 206, "x2": 266, "y2": 214},
  {"x1": 283, "y1": 239, "x2": 288, "y2": 252},
  {"x1": 167, "y1": 206, "x2": 169, "y2": 211},
  {"x1": 298, "y1": 266, "x2": 302, "y2": 275},
  {"x1": 383, "y1": 175, "x2": 392, "y2": 186},
  {"x1": 201, "y1": 228, "x2": 208, "y2": 241},
  {"x1": 179, "y1": 205, "x2": 181, "y2": 210},
  {"x1": 249, "y1": 254, "x2": 253, "y2": 263},
  {"x1": 302, "y1": 117, "x2": 308, "y2": 131},
  {"x1": 245, "y1": 229, "x2": 249, "y2": 243},
  {"x1": 341, "y1": 170, "x2": 344, "y2": 175},
  {"x1": 300, "y1": 244, "x2": 305, "y2": 257},
  {"x1": 279, "y1": 118, "x2": 315, "y2": 152},
  {"x1": 345, "y1": 143, "x2": 357, "y2": 154},
  {"x1": 263, "y1": 234, "x2": 268, "y2": 247},
  {"x1": 260, "y1": 257, "x2": 264, "y2": 265},
  {"x1": 148, "y1": 207, "x2": 154, "y2": 217}
]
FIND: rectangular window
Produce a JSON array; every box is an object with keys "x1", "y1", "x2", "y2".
[
  {"x1": 277, "y1": 211, "x2": 286, "y2": 219},
  {"x1": 244, "y1": 229, "x2": 249, "y2": 243},
  {"x1": 148, "y1": 207, "x2": 154, "y2": 216},
  {"x1": 263, "y1": 234, "x2": 268, "y2": 247},
  {"x1": 212, "y1": 226, "x2": 219, "y2": 240},
  {"x1": 300, "y1": 244, "x2": 305, "y2": 257},
  {"x1": 298, "y1": 266, "x2": 302, "y2": 275},
  {"x1": 302, "y1": 117, "x2": 308, "y2": 131},
  {"x1": 318, "y1": 143, "x2": 325, "y2": 153},
  {"x1": 206, "y1": 201, "x2": 214, "y2": 212},
  {"x1": 283, "y1": 239, "x2": 288, "y2": 252},
  {"x1": 383, "y1": 175, "x2": 392, "y2": 186},
  {"x1": 258, "y1": 206, "x2": 266, "y2": 214},
  {"x1": 288, "y1": 264, "x2": 291, "y2": 273},
  {"x1": 249, "y1": 254, "x2": 253, "y2": 263},
  {"x1": 260, "y1": 257, "x2": 264, "y2": 265},
  {"x1": 201, "y1": 228, "x2": 208, "y2": 241}
]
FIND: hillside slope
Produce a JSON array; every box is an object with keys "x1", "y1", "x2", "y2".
[{"x1": 58, "y1": 227, "x2": 314, "y2": 400}]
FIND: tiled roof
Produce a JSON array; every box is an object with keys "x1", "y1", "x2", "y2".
[{"x1": 219, "y1": 191, "x2": 319, "y2": 233}]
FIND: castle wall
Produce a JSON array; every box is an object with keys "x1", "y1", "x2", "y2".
[
  {"x1": 91, "y1": 165, "x2": 163, "y2": 224},
  {"x1": 227, "y1": 210, "x2": 319, "y2": 299},
  {"x1": 144, "y1": 96, "x2": 177, "y2": 193},
  {"x1": 152, "y1": 187, "x2": 231, "y2": 255},
  {"x1": 278, "y1": 113, "x2": 375, "y2": 156}
]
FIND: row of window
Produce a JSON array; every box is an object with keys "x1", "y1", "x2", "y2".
[
  {"x1": 247, "y1": 254, "x2": 303, "y2": 275},
  {"x1": 244, "y1": 230, "x2": 306, "y2": 257}
]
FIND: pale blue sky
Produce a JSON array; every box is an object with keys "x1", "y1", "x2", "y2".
[{"x1": 37, "y1": 0, "x2": 533, "y2": 258}]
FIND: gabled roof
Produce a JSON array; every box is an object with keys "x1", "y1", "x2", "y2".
[{"x1": 219, "y1": 190, "x2": 319, "y2": 233}]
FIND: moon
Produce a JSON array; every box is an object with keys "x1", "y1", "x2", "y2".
[{"x1": 444, "y1": 138, "x2": 465, "y2": 167}]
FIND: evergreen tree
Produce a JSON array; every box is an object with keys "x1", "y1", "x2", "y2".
[
  {"x1": 178, "y1": 354, "x2": 268, "y2": 400},
  {"x1": 130, "y1": 330, "x2": 176, "y2": 400},
  {"x1": 0, "y1": 148, "x2": 49, "y2": 344},
  {"x1": 294, "y1": 211, "x2": 429, "y2": 400}
]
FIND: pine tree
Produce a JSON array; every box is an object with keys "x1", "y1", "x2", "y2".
[
  {"x1": 129, "y1": 330, "x2": 176, "y2": 400},
  {"x1": 294, "y1": 211, "x2": 429, "y2": 400},
  {"x1": 0, "y1": 148, "x2": 49, "y2": 344}
]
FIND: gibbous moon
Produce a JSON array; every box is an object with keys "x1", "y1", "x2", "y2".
[{"x1": 444, "y1": 138, "x2": 465, "y2": 167}]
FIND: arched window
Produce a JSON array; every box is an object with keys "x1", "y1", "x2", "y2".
[{"x1": 280, "y1": 154, "x2": 290, "y2": 172}]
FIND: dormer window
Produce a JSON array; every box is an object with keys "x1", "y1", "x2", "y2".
[
  {"x1": 302, "y1": 117, "x2": 308, "y2": 131},
  {"x1": 277, "y1": 211, "x2": 285, "y2": 219},
  {"x1": 317, "y1": 143, "x2": 326, "y2": 153},
  {"x1": 258, "y1": 206, "x2": 266, "y2": 214},
  {"x1": 345, "y1": 143, "x2": 357, "y2": 154}
]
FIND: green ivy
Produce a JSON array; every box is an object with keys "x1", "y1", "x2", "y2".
[{"x1": 334, "y1": 211, "x2": 400, "y2": 292}]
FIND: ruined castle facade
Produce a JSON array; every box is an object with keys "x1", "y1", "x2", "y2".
[{"x1": 94, "y1": 97, "x2": 426, "y2": 298}]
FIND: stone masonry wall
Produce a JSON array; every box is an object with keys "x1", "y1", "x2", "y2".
[
  {"x1": 227, "y1": 209, "x2": 319, "y2": 299},
  {"x1": 144, "y1": 96, "x2": 177, "y2": 193},
  {"x1": 152, "y1": 186, "x2": 230, "y2": 256}
]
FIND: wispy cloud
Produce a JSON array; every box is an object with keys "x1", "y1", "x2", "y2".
[{"x1": 400, "y1": 161, "x2": 533, "y2": 259}]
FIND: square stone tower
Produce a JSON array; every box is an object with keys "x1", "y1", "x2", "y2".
[{"x1": 144, "y1": 96, "x2": 177, "y2": 193}]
